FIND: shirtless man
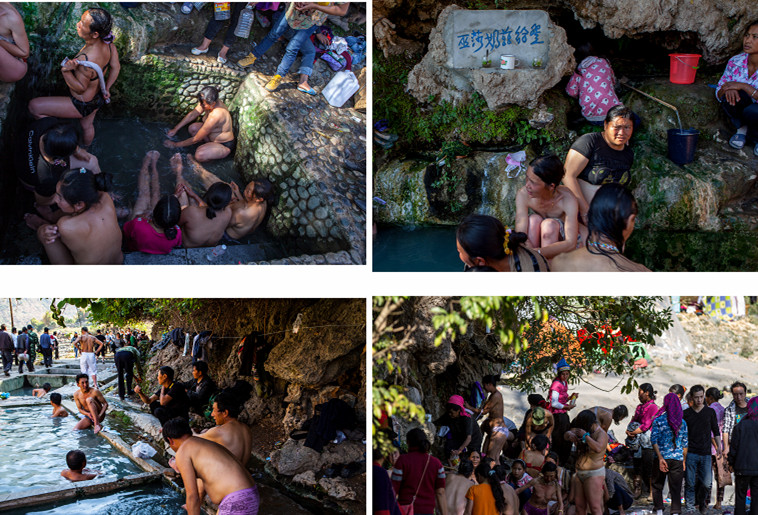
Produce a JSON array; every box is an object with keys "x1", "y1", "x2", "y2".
[
  {"x1": 50, "y1": 392, "x2": 69, "y2": 418},
  {"x1": 564, "y1": 410, "x2": 608, "y2": 515},
  {"x1": 73, "y1": 373, "x2": 108, "y2": 434},
  {"x1": 187, "y1": 155, "x2": 274, "y2": 240},
  {"x1": 446, "y1": 460, "x2": 477, "y2": 515},
  {"x1": 0, "y1": 3, "x2": 29, "y2": 83},
  {"x1": 33, "y1": 383, "x2": 52, "y2": 397},
  {"x1": 61, "y1": 450, "x2": 97, "y2": 482},
  {"x1": 73, "y1": 327, "x2": 103, "y2": 388},
  {"x1": 472, "y1": 375, "x2": 508, "y2": 461},
  {"x1": 163, "y1": 417, "x2": 259, "y2": 515},
  {"x1": 515, "y1": 155, "x2": 586, "y2": 260},
  {"x1": 524, "y1": 462, "x2": 563, "y2": 515},
  {"x1": 588, "y1": 405, "x2": 628, "y2": 433},
  {"x1": 164, "y1": 86, "x2": 235, "y2": 163},
  {"x1": 171, "y1": 153, "x2": 232, "y2": 248}
]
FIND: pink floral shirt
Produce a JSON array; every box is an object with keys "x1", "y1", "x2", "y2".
[
  {"x1": 716, "y1": 53, "x2": 758, "y2": 103},
  {"x1": 548, "y1": 379, "x2": 569, "y2": 414},
  {"x1": 566, "y1": 57, "x2": 622, "y2": 122}
]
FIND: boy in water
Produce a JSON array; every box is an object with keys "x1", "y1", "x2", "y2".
[
  {"x1": 61, "y1": 450, "x2": 97, "y2": 482},
  {"x1": 32, "y1": 382, "x2": 51, "y2": 397},
  {"x1": 50, "y1": 392, "x2": 68, "y2": 418}
]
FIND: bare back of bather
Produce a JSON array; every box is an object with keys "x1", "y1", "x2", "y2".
[
  {"x1": 75, "y1": 333, "x2": 99, "y2": 353},
  {"x1": 179, "y1": 204, "x2": 232, "y2": 248},
  {"x1": 55, "y1": 192, "x2": 123, "y2": 264},
  {"x1": 200, "y1": 419, "x2": 252, "y2": 466}
]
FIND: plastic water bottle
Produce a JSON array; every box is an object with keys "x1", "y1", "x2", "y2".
[
  {"x1": 234, "y1": 6, "x2": 254, "y2": 38},
  {"x1": 206, "y1": 244, "x2": 227, "y2": 261},
  {"x1": 193, "y1": 2, "x2": 205, "y2": 10},
  {"x1": 214, "y1": 2, "x2": 230, "y2": 20}
]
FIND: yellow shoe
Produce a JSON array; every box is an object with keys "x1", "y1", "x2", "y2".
[
  {"x1": 237, "y1": 53, "x2": 257, "y2": 67},
  {"x1": 265, "y1": 75, "x2": 282, "y2": 92}
]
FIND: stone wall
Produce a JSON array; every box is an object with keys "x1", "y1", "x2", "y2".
[{"x1": 231, "y1": 74, "x2": 366, "y2": 262}]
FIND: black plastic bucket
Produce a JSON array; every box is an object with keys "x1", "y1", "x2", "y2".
[{"x1": 667, "y1": 128, "x2": 699, "y2": 165}]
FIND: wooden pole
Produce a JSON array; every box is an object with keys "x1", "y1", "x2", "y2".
[{"x1": 8, "y1": 298, "x2": 13, "y2": 329}]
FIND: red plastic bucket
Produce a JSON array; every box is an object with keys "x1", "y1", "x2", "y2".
[{"x1": 669, "y1": 54, "x2": 701, "y2": 84}]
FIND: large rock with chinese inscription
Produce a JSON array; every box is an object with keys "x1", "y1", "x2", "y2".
[{"x1": 406, "y1": 4, "x2": 575, "y2": 110}]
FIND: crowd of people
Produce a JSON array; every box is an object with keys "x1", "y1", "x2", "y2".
[
  {"x1": 0, "y1": 323, "x2": 58, "y2": 376},
  {"x1": 454, "y1": 21, "x2": 758, "y2": 273},
  {"x1": 1, "y1": 2, "x2": 359, "y2": 263},
  {"x1": 374, "y1": 359, "x2": 758, "y2": 515}
]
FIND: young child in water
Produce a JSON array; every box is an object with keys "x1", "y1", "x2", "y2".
[
  {"x1": 50, "y1": 392, "x2": 68, "y2": 418},
  {"x1": 61, "y1": 450, "x2": 97, "y2": 482}
]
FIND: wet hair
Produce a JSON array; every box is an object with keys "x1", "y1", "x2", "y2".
[
  {"x1": 670, "y1": 384, "x2": 686, "y2": 397},
  {"x1": 691, "y1": 384, "x2": 705, "y2": 395},
  {"x1": 58, "y1": 169, "x2": 111, "y2": 210},
  {"x1": 529, "y1": 154, "x2": 565, "y2": 188},
  {"x1": 215, "y1": 391, "x2": 241, "y2": 418},
  {"x1": 475, "y1": 463, "x2": 507, "y2": 513},
  {"x1": 163, "y1": 417, "x2": 192, "y2": 439},
  {"x1": 605, "y1": 105, "x2": 633, "y2": 124},
  {"x1": 86, "y1": 8, "x2": 114, "y2": 43},
  {"x1": 458, "y1": 459, "x2": 474, "y2": 478},
  {"x1": 706, "y1": 387, "x2": 723, "y2": 401},
  {"x1": 250, "y1": 178, "x2": 274, "y2": 204},
  {"x1": 159, "y1": 366, "x2": 174, "y2": 382},
  {"x1": 457, "y1": 214, "x2": 545, "y2": 272},
  {"x1": 66, "y1": 450, "x2": 86, "y2": 470},
  {"x1": 153, "y1": 194, "x2": 181, "y2": 240},
  {"x1": 50, "y1": 392, "x2": 62, "y2": 405},
  {"x1": 528, "y1": 394, "x2": 545, "y2": 407},
  {"x1": 43, "y1": 122, "x2": 79, "y2": 160},
  {"x1": 406, "y1": 427, "x2": 431, "y2": 453},
  {"x1": 731, "y1": 381, "x2": 747, "y2": 394},
  {"x1": 75, "y1": 373, "x2": 88, "y2": 383},
  {"x1": 198, "y1": 86, "x2": 220, "y2": 105},
  {"x1": 42, "y1": 383, "x2": 51, "y2": 391},
  {"x1": 541, "y1": 462, "x2": 557, "y2": 474},
  {"x1": 612, "y1": 405, "x2": 628, "y2": 423},
  {"x1": 571, "y1": 409, "x2": 597, "y2": 434},
  {"x1": 586, "y1": 184, "x2": 638, "y2": 269},
  {"x1": 193, "y1": 360, "x2": 209, "y2": 376},
  {"x1": 203, "y1": 182, "x2": 232, "y2": 219},
  {"x1": 482, "y1": 374, "x2": 500, "y2": 387},
  {"x1": 639, "y1": 383, "x2": 657, "y2": 401},
  {"x1": 531, "y1": 434, "x2": 549, "y2": 451}
]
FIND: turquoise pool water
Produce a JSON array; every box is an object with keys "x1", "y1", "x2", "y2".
[
  {"x1": 373, "y1": 224, "x2": 461, "y2": 272},
  {"x1": 0, "y1": 406, "x2": 140, "y2": 494}
]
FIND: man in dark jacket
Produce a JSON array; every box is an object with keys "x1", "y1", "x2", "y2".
[
  {"x1": 0, "y1": 325, "x2": 13, "y2": 376},
  {"x1": 180, "y1": 360, "x2": 217, "y2": 414},
  {"x1": 728, "y1": 396, "x2": 758, "y2": 515},
  {"x1": 39, "y1": 327, "x2": 53, "y2": 367},
  {"x1": 16, "y1": 327, "x2": 31, "y2": 374}
]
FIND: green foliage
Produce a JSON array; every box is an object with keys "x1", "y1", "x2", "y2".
[
  {"x1": 374, "y1": 53, "x2": 558, "y2": 157},
  {"x1": 50, "y1": 299, "x2": 202, "y2": 327},
  {"x1": 625, "y1": 226, "x2": 758, "y2": 272},
  {"x1": 373, "y1": 296, "x2": 673, "y2": 451}
]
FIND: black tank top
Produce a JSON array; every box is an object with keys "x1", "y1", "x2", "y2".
[{"x1": 19, "y1": 117, "x2": 71, "y2": 197}]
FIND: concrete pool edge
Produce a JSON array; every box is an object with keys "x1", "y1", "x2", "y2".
[{"x1": 0, "y1": 471, "x2": 162, "y2": 512}]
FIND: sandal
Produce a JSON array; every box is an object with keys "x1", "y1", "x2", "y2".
[
  {"x1": 730, "y1": 132, "x2": 746, "y2": 149},
  {"x1": 191, "y1": 47, "x2": 209, "y2": 55},
  {"x1": 217, "y1": 55, "x2": 227, "y2": 64},
  {"x1": 297, "y1": 86, "x2": 317, "y2": 96}
]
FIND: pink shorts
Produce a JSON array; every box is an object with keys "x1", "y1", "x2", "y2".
[{"x1": 217, "y1": 485, "x2": 259, "y2": 515}]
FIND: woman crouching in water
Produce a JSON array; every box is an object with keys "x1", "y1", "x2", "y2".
[
  {"x1": 551, "y1": 184, "x2": 649, "y2": 272},
  {"x1": 456, "y1": 214, "x2": 549, "y2": 271},
  {"x1": 30, "y1": 168, "x2": 123, "y2": 264}
]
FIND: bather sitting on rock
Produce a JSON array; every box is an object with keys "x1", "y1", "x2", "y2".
[
  {"x1": 188, "y1": 155, "x2": 274, "y2": 241},
  {"x1": 179, "y1": 360, "x2": 217, "y2": 414},
  {"x1": 18, "y1": 119, "x2": 101, "y2": 223},
  {"x1": 164, "y1": 86, "x2": 235, "y2": 163},
  {"x1": 0, "y1": 2, "x2": 29, "y2": 83},
  {"x1": 163, "y1": 417, "x2": 260, "y2": 515},
  {"x1": 515, "y1": 154, "x2": 585, "y2": 261},
  {"x1": 28, "y1": 8, "x2": 120, "y2": 146},
  {"x1": 170, "y1": 153, "x2": 233, "y2": 248},
  {"x1": 551, "y1": 184, "x2": 650, "y2": 272},
  {"x1": 122, "y1": 151, "x2": 183, "y2": 254},
  {"x1": 61, "y1": 450, "x2": 97, "y2": 482},
  {"x1": 50, "y1": 392, "x2": 68, "y2": 418},
  {"x1": 135, "y1": 366, "x2": 190, "y2": 425},
  {"x1": 25, "y1": 168, "x2": 123, "y2": 264},
  {"x1": 73, "y1": 373, "x2": 107, "y2": 434}
]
